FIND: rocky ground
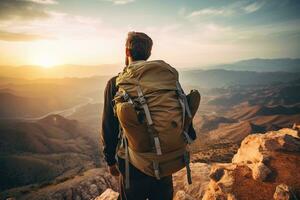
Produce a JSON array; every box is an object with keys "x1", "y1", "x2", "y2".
[
  {"x1": 8, "y1": 168, "x2": 118, "y2": 200},
  {"x1": 4, "y1": 127, "x2": 299, "y2": 200},
  {"x1": 96, "y1": 127, "x2": 300, "y2": 200}
]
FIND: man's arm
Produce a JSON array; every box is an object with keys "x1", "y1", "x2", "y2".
[{"x1": 101, "y1": 76, "x2": 120, "y2": 167}]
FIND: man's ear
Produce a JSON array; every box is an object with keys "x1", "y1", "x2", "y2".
[{"x1": 125, "y1": 47, "x2": 131, "y2": 57}]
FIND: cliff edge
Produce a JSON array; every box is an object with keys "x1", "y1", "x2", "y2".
[{"x1": 96, "y1": 127, "x2": 300, "y2": 200}]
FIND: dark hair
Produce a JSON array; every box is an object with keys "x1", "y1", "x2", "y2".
[{"x1": 126, "y1": 32, "x2": 153, "y2": 61}]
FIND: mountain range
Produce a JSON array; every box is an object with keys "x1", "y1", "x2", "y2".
[
  {"x1": 0, "y1": 115, "x2": 101, "y2": 195},
  {"x1": 210, "y1": 58, "x2": 300, "y2": 72},
  {"x1": 0, "y1": 64, "x2": 122, "y2": 79},
  {"x1": 1, "y1": 58, "x2": 300, "y2": 199},
  {"x1": 0, "y1": 58, "x2": 299, "y2": 80}
]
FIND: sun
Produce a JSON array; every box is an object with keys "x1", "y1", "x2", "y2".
[{"x1": 32, "y1": 53, "x2": 61, "y2": 68}]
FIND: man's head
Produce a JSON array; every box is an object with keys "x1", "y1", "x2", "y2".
[{"x1": 125, "y1": 32, "x2": 153, "y2": 66}]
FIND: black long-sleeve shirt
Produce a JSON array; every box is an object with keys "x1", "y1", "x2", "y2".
[{"x1": 101, "y1": 76, "x2": 119, "y2": 166}]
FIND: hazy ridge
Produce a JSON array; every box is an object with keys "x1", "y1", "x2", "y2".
[{"x1": 0, "y1": 58, "x2": 300, "y2": 199}]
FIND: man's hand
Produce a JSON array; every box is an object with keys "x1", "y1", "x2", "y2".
[{"x1": 108, "y1": 164, "x2": 120, "y2": 177}]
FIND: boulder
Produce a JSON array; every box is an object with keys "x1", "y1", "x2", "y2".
[
  {"x1": 173, "y1": 190, "x2": 196, "y2": 200},
  {"x1": 251, "y1": 162, "x2": 271, "y2": 181},
  {"x1": 202, "y1": 128, "x2": 300, "y2": 200},
  {"x1": 94, "y1": 189, "x2": 119, "y2": 200},
  {"x1": 273, "y1": 184, "x2": 298, "y2": 200},
  {"x1": 173, "y1": 163, "x2": 211, "y2": 200}
]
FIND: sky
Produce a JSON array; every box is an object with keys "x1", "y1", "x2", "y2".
[{"x1": 0, "y1": 0, "x2": 299, "y2": 68}]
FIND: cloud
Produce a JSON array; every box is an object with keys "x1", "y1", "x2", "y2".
[
  {"x1": 0, "y1": 0, "x2": 52, "y2": 21},
  {"x1": 187, "y1": 1, "x2": 265, "y2": 19},
  {"x1": 243, "y1": 1, "x2": 265, "y2": 13},
  {"x1": 187, "y1": 8, "x2": 233, "y2": 18},
  {"x1": 22, "y1": 0, "x2": 58, "y2": 5},
  {"x1": 0, "y1": 30, "x2": 49, "y2": 41},
  {"x1": 103, "y1": 0, "x2": 135, "y2": 5}
]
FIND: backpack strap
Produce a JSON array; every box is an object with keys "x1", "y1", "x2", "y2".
[
  {"x1": 115, "y1": 125, "x2": 123, "y2": 158},
  {"x1": 176, "y1": 81, "x2": 192, "y2": 118},
  {"x1": 116, "y1": 126, "x2": 131, "y2": 189},
  {"x1": 176, "y1": 81, "x2": 193, "y2": 144},
  {"x1": 136, "y1": 86, "x2": 162, "y2": 156},
  {"x1": 184, "y1": 151, "x2": 192, "y2": 184},
  {"x1": 153, "y1": 161, "x2": 161, "y2": 180},
  {"x1": 123, "y1": 134, "x2": 130, "y2": 189},
  {"x1": 183, "y1": 130, "x2": 193, "y2": 144}
]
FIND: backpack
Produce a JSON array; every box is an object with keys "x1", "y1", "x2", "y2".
[{"x1": 114, "y1": 60, "x2": 200, "y2": 188}]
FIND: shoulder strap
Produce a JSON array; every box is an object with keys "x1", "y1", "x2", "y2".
[
  {"x1": 184, "y1": 151, "x2": 192, "y2": 184},
  {"x1": 176, "y1": 81, "x2": 193, "y2": 144},
  {"x1": 136, "y1": 86, "x2": 162, "y2": 155}
]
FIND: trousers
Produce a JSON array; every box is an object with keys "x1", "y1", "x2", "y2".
[{"x1": 117, "y1": 157, "x2": 173, "y2": 200}]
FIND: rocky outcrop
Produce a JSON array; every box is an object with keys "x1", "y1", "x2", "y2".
[
  {"x1": 17, "y1": 168, "x2": 118, "y2": 200},
  {"x1": 93, "y1": 127, "x2": 299, "y2": 200},
  {"x1": 92, "y1": 163, "x2": 211, "y2": 200},
  {"x1": 202, "y1": 128, "x2": 300, "y2": 200},
  {"x1": 173, "y1": 163, "x2": 211, "y2": 200}
]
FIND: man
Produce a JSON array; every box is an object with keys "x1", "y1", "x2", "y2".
[{"x1": 101, "y1": 32, "x2": 173, "y2": 200}]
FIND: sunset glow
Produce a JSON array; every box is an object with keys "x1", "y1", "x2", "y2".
[
  {"x1": 32, "y1": 52, "x2": 61, "y2": 68},
  {"x1": 0, "y1": 0, "x2": 299, "y2": 69}
]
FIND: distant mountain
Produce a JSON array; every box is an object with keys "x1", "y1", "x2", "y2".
[
  {"x1": 180, "y1": 69, "x2": 300, "y2": 88},
  {"x1": 207, "y1": 83, "x2": 300, "y2": 107},
  {"x1": 212, "y1": 58, "x2": 300, "y2": 72},
  {"x1": 0, "y1": 115, "x2": 101, "y2": 191},
  {"x1": 191, "y1": 79, "x2": 300, "y2": 152},
  {"x1": 0, "y1": 64, "x2": 122, "y2": 79},
  {"x1": 0, "y1": 75, "x2": 110, "y2": 118},
  {"x1": 0, "y1": 92, "x2": 48, "y2": 118},
  {"x1": 0, "y1": 92, "x2": 81, "y2": 118},
  {"x1": 1, "y1": 58, "x2": 299, "y2": 80}
]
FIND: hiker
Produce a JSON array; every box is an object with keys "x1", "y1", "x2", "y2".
[{"x1": 101, "y1": 32, "x2": 200, "y2": 200}]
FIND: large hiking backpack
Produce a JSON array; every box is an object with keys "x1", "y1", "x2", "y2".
[{"x1": 114, "y1": 60, "x2": 200, "y2": 188}]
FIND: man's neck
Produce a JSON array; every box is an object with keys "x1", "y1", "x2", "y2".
[{"x1": 129, "y1": 59, "x2": 145, "y2": 66}]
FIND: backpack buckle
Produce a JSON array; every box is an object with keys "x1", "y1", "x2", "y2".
[
  {"x1": 153, "y1": 161, "x2": 160, "y2": 180},
  {"x1": 183, "y1": 131, "x2": 193, "y2": 144},
  {"x1": 137, "y1": 96, "x2": 146, "y2": 105},
  {"x1": 123, "y1": 92, "x2": 130, "y2": 101},
  {"x1": 122, "y1": 92, "x2": 134, "y2": 104}
]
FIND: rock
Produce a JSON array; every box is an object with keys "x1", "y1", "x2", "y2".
[
  {"x1": 209, "y1": 167, "x2": 224, "y2": 182},
  {"x1": 65, "y1": 189, "x2": 73, "y2": 200},
  {"x1": 74, "y1": 195, "x2": 81, "y2": 200},
  {"x1": 94, "y1": 189, "x2": 119, "y2": 200},
  {"x1": 173, "y1": 163, "x2": 211, "y2": 200},
  {"x1": 227, "y1": 193, "x2": 237, "y2": 200},
  {"x1": 202, "y1": 128, "x2": 300, "y2": 200},
  {"x1": 89, "y1": 184, "x2": 99, "y2": 196},
  {"x1": 91, "y1": 128, "x2": 299, "y2": 200},
  {"x1": 232, "y1": 131, "x2": 300, "y2": 165},
  {"x1": 292, "y1": 123, "x2": 300, "y2": 135},
  {"x1": 273, "y1": 184, "x2": 297, "y2": 200},
  {"x1": 251, "y1": 162, "x2": 271, "y2": 181},
  {"x1": 173, "y1": 190, "x2": 196, "y2": 200},
  {"x1": 19, "y1": 168, "x2": 118, "y2": 200},
  {"x1": 81, "y1": 191, "x2": 91, "y2": 200}
]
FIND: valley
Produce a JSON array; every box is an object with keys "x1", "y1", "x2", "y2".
[{"x1": 1, "y1": 60, "x2": 300, "y2": 199}]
